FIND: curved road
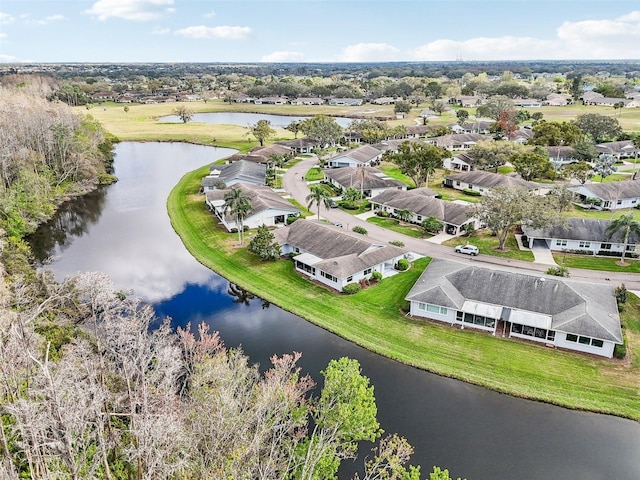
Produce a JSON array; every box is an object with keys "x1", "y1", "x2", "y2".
[{"x1": 283, "y1": 157, "x2": 640, "y2": 290}]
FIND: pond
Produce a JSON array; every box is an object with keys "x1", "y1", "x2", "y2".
[
  {"x1": 29, "y1": 142, "x2": 640, "y2": 480},
  {"x1": 158, "y1": 111, "x2": 356, "y2": 128}
]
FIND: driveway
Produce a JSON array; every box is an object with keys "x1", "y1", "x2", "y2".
[
  {"x1": 530, "y1": 239, "x2": 557, "y2": 266},
  {"x1": 281, "y1": 159, "x2": 640, "y2": 290}
]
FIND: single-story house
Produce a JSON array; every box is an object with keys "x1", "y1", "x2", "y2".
[
  {"x1": 326, "y1": 144, "x2": 383, "y2": 168},
  {"x1": 276, "y1": 138, "x2": 321, "y2": 154},
  {"x1": 444, "y1": 170, "x2": 538, "y2": 195},
  {"x1": 546, "y1": 146, "x2": 579, "y2": 169},
  {"x1": 425, "y1": 133, "x2": 490, "y2": 151},
  {"x1": 371, "y1": 97, "x2": 397, "y2": 105},
  {"x1": 205, "y1": 183, "x2": 300, "y2": 231},
  {"x1": 543, "y1": 93, "x2": 572, "y2": 106},
  {"x1": 449, "y1": 96, "x2": 484, "y2": 107},
  {"x1": 274, "y1": 220, "x2": 406, "y2": 291},
  {"x1": 510, "y1": 127, "x2": 535, "y2": 144},
  {"x1": 289, "y1": 97, "x2": 325, "y2": 105},
  {"x1": 328, "y1": 98, "x2": 363, "y2": 106},
  {"x1": 323, "y1": 166, "x2": 407, "y2": 198},
  {"x1": 406, "y1": 125, "x2": 431, "y2": 138},
  {"x1": 369, "y1": 188, "x2": 478, "y2": 235},
  {"x1": 373, "y1": 138, "x2": 425, "y2": 154},
  {"x1": 249, "y1": 144, "x2": 293, "y2": 159},
  {"x1": 522, "y1": 217, "x2": 640, "y2": 257},
  {"x1": 569, "y1": 181, "x2": 640, "y2": 210},
  {"x1": 595, "y1": 140, "x2": 638, "y2": 159},
  {"x1": 442, "y1": 152, "x2": 478, "y2": 172},
  {"x1": 405, "y1": 258, "x2": 623, "y2": 358},
  {"x1": 254, "y1": 96, "x2": 287, "y2": 105},
  {"x1": 201, "y1": 160, "x2": 266, "y2": 191},
  {"x1": 449, "y1": 120, "x2": 493, "y2": 135},
  {"x1": 513, "y1": 98, "x2": 542, "y2": 108}
]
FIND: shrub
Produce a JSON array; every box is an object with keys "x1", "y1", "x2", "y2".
[
  {"x1": 614, "y1": 337, "x2": 627, "y2": 359},
  {"x1": 545, "y1": 266, "x2": 570, "y2": 277},
  {"x1": 370, "y1": 270, "x2": 383, "y2": 282},
  {"x1": 338, "y1": 201, "x2": 359, "y2": 210},
  {"x1": 286, "y1": 216, "x2": 299, "y2": 225},
  {"x1": 230, "y1": 228, "x2": 238, "y2": 233},
  {"x1": 463, "y1": 188, "x2": 482, "y2": 197},
  {"x1": 615, "y1": 284, "x2": 628, "y2": 309},
  {"x1": 376, "y1": 210, "x2": 390, "y2": 217},
  {"x1": 395, "y1": 258, "x2": 410, "y2": 271},
  {"x1": 342, "y1": 283, "x2": 362, "y2": 295},
  {"x1": 352, "y1": 225, "x2": 368, "y2": 235},
  {"x1": 389, "y1": 240, "x2": 405, "y2": 247}
]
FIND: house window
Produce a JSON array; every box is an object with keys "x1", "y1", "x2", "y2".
[
  {"x1": 626, "y1": 245, "x2": 635, "y2": 251},
  {"x1": 591, "y1": 339, "x2": 604, "y2": 348},
  {"x1": 617, "y1": 200, "x2": 622, "y2": 205},
  {"x1": 556, "y1": 239, "x2": 567, "y2": 246},
  {"x1": 578, "y1": 336, "x2": 591, "y2": 345},
  {"x1": 455, "y1": 181, "x2": 461, "y2": 186},
  {"x1": 633, "y1": 200, "x2": 637, "y2": 204},
  {"x1": 417, "y1": 215, "x2": 422, "y2": 221},
  {"x1": 364, "y1": 268, "x2": 372, "y2": 275},
  {"x1": 600, "y1": 243, "x2": 611, "y2": 250},
  {"x1": 426, "y1": 304, "x2": 448, "y2": 315},
  {"x1": 294, "y1": 247, "x2": 300, "y2": 253},
  {"x1": 566, "y1": 334, "x2": 578, "y2": 342},
  {"x1": 579, "y1": 241, "x2": 590, "y2": 249},
  {"x1": 456, "y1": 311, "x2": 463, "y2": 322},
  {"x1": 347, "y1": 276, "x2": 353, "y2": 282}
]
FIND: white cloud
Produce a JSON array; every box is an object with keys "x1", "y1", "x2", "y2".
[
  {"x1": 174, "y1": 25, "x2": 252, "y2": 40},
  {"x1": 0, "y1": 53, "x2": 20, "y2": 63},
  {"x1": 338, "y1": 43, "x2": 400, "y2": 62},
  {"x1": 411, "y1": 10, "x2": 640, "y2": 61},
  {"x1": 203, "y1": 10, "x2": 216, "y2": 19},
  {"x1": 36, "y1": 14, "x2": 66, "y2": 25},
  {"x1": 85, "y1": 0, "x2": 175, "y2": 21},
  {"x1": 261, "y1": 51, "x2": 304, "y2": 62},
  {"x1": 151, "y1": 26, "x2": 170, "y2": 35},
  {"x1": 0, "y1": 12, "x2": 15, "y2": 24}
]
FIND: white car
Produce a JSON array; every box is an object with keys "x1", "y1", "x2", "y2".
[{"x1": 455, "y1": 244, "x2": 479, "y2": 256}]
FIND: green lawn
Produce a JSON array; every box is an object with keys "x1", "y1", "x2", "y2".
[
  {"x1": 442, "y1": 230, "x2": 535, "y2": 262},
  {"x1": 167, "y1": 165, "x2": 640, "y2": 420},
  {"x1": 554, "y1": 253, "x2": 640, "y2": 273},
  {"x1": 564, "y1": 205, "x2": 640, "y2": 221},
  {"x1": 305, "y1": 167, "x2": 324, "y2": 181},
  {"x1": 590, "y1": 173, "x2": 632, "y2": 183},
  {"x1": 377, "y1": 162, "x2": 415, "y2": 187},
  {"x1": 367, "y1": 217, "x2": 427, "y2": 238}
]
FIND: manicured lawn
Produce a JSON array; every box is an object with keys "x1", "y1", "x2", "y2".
[
  {"x1": 367, "y1": 217, "x2": 426, "y2": 238},
  {"x1": 305, "y1": 167, "x2": 324, "y2": 181},
  {"x1": 167, "y1": 165, "x2": 640, "y2": 420},
  {"x1": 377, "y1": 162, "x2": 415, "y2": 187},
  {"x1": 554, "y1": 252, "x2": 640, "y2": 273},
  {"x1": 497, "y1": 165, "x2": 515, "y2": 174},
  {"x1": 564, "y1": 205, "x2": 640, "y2": 221},
  {"x1": 590, "y1": 173, "x2": 632, "y2": 182},
  {"x1": 442, "y1": 229, "x2": 535, "y2": 262}
]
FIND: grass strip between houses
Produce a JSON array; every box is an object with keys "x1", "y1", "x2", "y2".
[{"x1": 168, "y1": 164, "x2": 640, "y2": 421}]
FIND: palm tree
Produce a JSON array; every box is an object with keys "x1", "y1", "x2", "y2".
[
  {"x1": 605, "y1": 213, "x2": 640, "y2": 265},
  {"x1": 223, "y1": 186, "x2": 252, "y2": 245},
  {"x1": 395, "y1": 208, "x2": 413, "y2": 223},
  {"x1": 355, "y1": 166, "x2": 367, "y2": 200},
  {"x1": 306, "y1": 184, "x2": 331, "y2": 220}
]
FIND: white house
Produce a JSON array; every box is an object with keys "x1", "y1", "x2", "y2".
[
  {"x1": 444, "y1": 170, "x2": 538, "y2": 195},
  {"x1": 326, "y1": 145, "x2": 383, "y2": 168},
  {"x1": 369, "y1": 188, "x2": 478, "y2": 235},
  {"x1": 201, "y1": 160, "x2": 266, "y2": 191},
  {"x1": 425, "y1": 133, "x2": 490, "y2": 151},
  {"x1": 323, "y1": 166, "x2": 407, "y2": 198},
  {"x1": 405, "y1": 259, "x2": 623, "y2": 358},
  {"x1": 274, "y1": 220, "x2": 406, "y2": 291},
  {"x1": 570, "y1": 181, "x2": 640, "y2": 210},
  {"x1": 522, "y1": 218, "x2": 640, "y2": 257},
  {"x1": 205, "y1": 183, "x2": 300, "y2": 231}
]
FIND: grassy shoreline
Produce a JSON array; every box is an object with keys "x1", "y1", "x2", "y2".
[{"x1": 167, "y1": 165, "x2": 640, "y2": 421}]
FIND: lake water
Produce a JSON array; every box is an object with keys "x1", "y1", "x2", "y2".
[
  {"x1": 158, "y1": 111, "x2": 355, "y2": 128},
  {"x1": 29, "y1": 142, "x2": 640, "y2": 480}
]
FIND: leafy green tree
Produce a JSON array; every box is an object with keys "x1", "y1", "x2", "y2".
[
  {"x1": 223, "y1": 186, "x2": 252, "y2": 245},
  {"x1": 529, "y1": 121, "x2": 582, "y2": 146},
  {"x1": 300, "y1": 115, "x2": 344, "y2": 147},
  {"x1": 605, "y1": 214, "x2": 640, "y2": 265},
  {"x1": 395, "y1": 208, "x2": 413, "y2": 223},
  {"x1": 468, "y1": 140, "x2": 523, "y2": 172},
  {"x1": 476, "y1": 95, "x2": 514, "y2": 120},
  {"x1": 456, "y1": 109, "x2": 469, "y2": 125},
  {"x1": 173, "y1": 104, "x2": 194, "y2": 123},
  {"x1": 342, "y1": 187, "x2": 362, "y2": 203},
  {"x1": 511, "y1": 151, "x2": 555, "y2": 181},
  {"x1": 386, "y1": 142, "x2": 447, "y2": 187},
  {"x1": 296, "y1": 357, "x2": 382, "y2": 480},
  {"x1": 571, "y1": 137, "x2": 599, "y2": 163},
  {"x1": 248, "y1": 119, "x2": 277, "y2": 146},
  {"x1": 563, "y1": 161, "x2": 592, "y2": 184},
  {"x1": 394, "y1": 101, "x2": 411, "y2": 115},
  {"x1": 348, "y1": 119, "x2": 389, "y2": 144},
  {"x1": 248, "y1": 224, "x2": 281, "y2": 260},
  {"x1": 306, "y1": 184, "x2": 332, "y2": 220},
  {"x1": 547, "y1": 185, "x2": 574, "y2": 212},
  {"x1": 432, "y1": 100, "x2": 448, "y2": 116},
  {"x1": 429, "y1": 466, "x2": 466, "y2": 480},
  {"x1": 424, "y1": 81, "x2": 443, "y2": 99},
  {"x1": 573, "y1": 113, "x2": 623, "y2": 143},
  {"x1": 421, "y1": 216, "x2": 443, "y2": 234},
  {"x1": 358, "y1": 434, "x2": 422, "y2": 480},
  {"x1": 472, "y1": 186, "x2": 556, "y2": 250},
  {"x1": 593, "y1": 154, "x2": 617, "y2": 182},
  {"x1": 286, "y1": 120, "x2": 303, "y2": 138}
]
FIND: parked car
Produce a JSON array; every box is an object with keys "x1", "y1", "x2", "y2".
[{"x1": 454, "y1": 244, "x2": 479, "y2": 256}]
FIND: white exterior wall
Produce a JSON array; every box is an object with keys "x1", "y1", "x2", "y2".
[
  {"x1": 409, "y1": 301, "x2": 458, "y2": 324},
  {"x1": 548, "y1": 238, "x2": 635, "y2": 254},
  {"x1": 450, "y1": 180, "x2": 489, "y2": 195},
  {"x1": 554, "y1": 332, "x2": 615, "y2": 358},
  {"x1": 601, "y1": 198, "x2": 640, "y2": 210}
]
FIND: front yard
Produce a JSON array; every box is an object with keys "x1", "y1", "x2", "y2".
[
  {"x1": 442, "y1": 229, "x2": 535, "y2": 262},
  {"x1": 367, "y1": 216, "x2": 428, "y2": 238}
]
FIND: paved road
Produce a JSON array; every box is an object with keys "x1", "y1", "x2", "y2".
[{"x1": 282, "y1": 159, "x2": 640, "y2": 290}]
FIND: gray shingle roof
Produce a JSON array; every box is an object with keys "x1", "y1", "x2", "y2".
[
  {"x1": 274, "y1": 220, "x2": 406, "y2": 277},
  {"x1": 522, "y1": 217, "x2": 640, "y2": 244},
  {"x1": 406, "y1": 259, "x2": 622, "y2": 343},
  {"x1": 446, "y1": 170, "x2": 538, "y2": 189},
  {"x1": 332, "y1": 145, "x2": 382, "y2": 164},
  {"x1": 570, "y1": 181, "x2": 640, "y2": 201},
  {"x1": 370, "y1": 189, "x2": 472, "y2": 226},
  {"x1": 323, "y1": 166, "x2": 406, "y2": 191},
  {"x1": 205, "y1": 183, "x2": 299, "y2": 220},
  {"x1": 203, "y1": 160, "x2": 266, "y2": 187}
]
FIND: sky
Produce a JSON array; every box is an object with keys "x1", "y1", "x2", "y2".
[{"x1": 0, "y1": 0, "x2": 639, "y2": 64}]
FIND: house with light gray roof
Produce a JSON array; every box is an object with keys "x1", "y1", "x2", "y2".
[
  {"x1": 369, "y1": 188, "x2": 478, "y2": 235},
  {"x1": 201, "y1": 160, "x2": 266, "y2": 191},
  {"x1": 444, "y1": 170, "x2": 539, "y2": 195},
  {"x1": 205, "y1": 183, "x2": 300, "y2": 231},
  {"x1": 323, "y1": 166, "x2": 407, "y2": 198},
  {"x1": 274, "y1": 220, "x2": 406, "y2": 291},
  {"x1": 522, "y1": 217, "x2": 640, "y2": 257},
  {"x1": 406, "y1": 258, "x2": 622, "y2": 358},
  {"x1": 569, "y1": 181, "x2": 640, "y2": 210},
  {"x1": 326, "y1": 144, "x2": 383, "y2": 168}
]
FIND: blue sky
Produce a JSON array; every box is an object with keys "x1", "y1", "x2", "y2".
[{"x1": 0, "y1": 0, "x2": 639, "y2": 63}]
